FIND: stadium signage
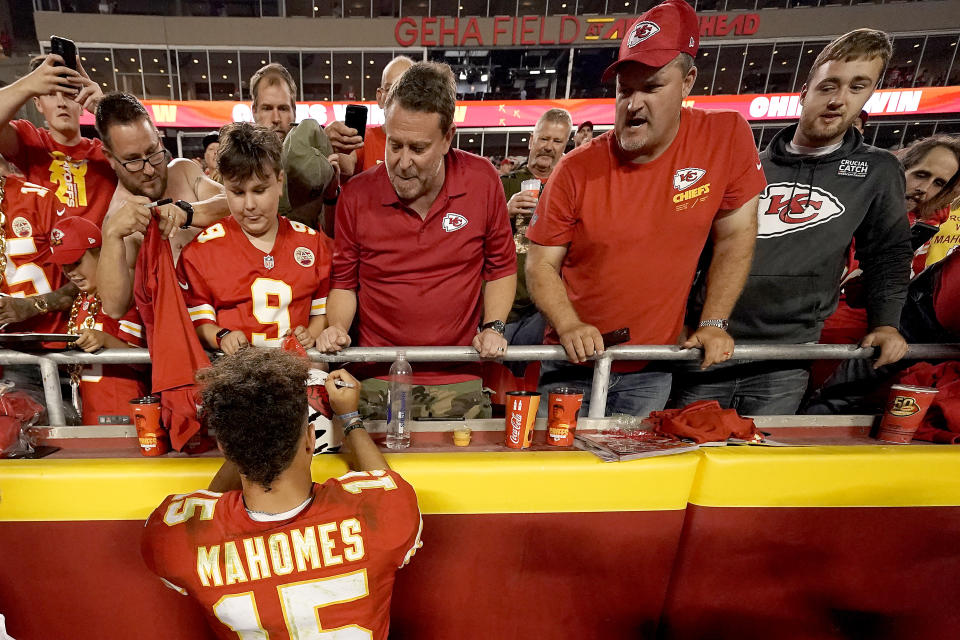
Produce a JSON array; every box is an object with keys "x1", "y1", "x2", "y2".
[
  {"x1": 393, "y1": 13, "x2": 759, "y2": 47},
  {"x1": 76, "y1": 87, "x2": 960, "y2": 130}
]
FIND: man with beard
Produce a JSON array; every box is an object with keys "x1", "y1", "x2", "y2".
[
  {"x1": 249, "y1": 63, "x2": 338, "y2": 233},
  {"x1": 573, "y1": 121, "x2": 594, "y2": 148},
  {"x1": 94, "y1": 92, "x2": 228, "y2": 320},
  {"x1": 676, "y1": 29, "x2": 913, "y2": 415},
  {"x1": 317, "y1": 62, "x2": 516, "y2": 420},
  {"x1": 526, "y1": 0, "x2": 764, "y2": 417},
  {"x1": 501, "y1": 108, "x2": 571, "y2": 353}
]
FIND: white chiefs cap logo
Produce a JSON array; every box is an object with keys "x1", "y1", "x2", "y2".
[
  {"x1": 673, "y1": 168, "x2": 706, "y2": 191},
  {"x1": 442, "y1": 212, "x2": 468, "y2": 232},
  {"x1": 757, "y1": 182, "x2": 846, "y2": 238},
  {"x1": 628, "y1": 21, "x2": 660, "y2": 48},
  {"x1": 294, "y1": 247, "x2": 315, "y2": 267}
]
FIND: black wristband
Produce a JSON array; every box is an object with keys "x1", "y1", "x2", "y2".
[
  {"x1": 215, "y1": 327, "x2": 232, "y2": 347},
  {"x1": 175, "y1": 200, "x2": 194, "y2": 229},
  {"x1": 343, "y1": 419, "x2": 365, "y2": 438}
]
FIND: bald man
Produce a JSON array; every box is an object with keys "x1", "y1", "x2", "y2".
[{"x1": 325, "y1": 55, "x2": 415, "y2": 178}]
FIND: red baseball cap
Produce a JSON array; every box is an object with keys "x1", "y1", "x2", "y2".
[
  {"x1": 44, "y1": 216, "x2": 102, "y2": 265},
  {"x1": 602, "y1": 0, "x2": 700, "y2": 83}
]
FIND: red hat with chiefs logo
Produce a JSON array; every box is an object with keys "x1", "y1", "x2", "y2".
[
  {"x1": 44, "y1": 216, "x2": 102, "y2": 265},
  {"x1": 602, "y1": 0, "x2": 700, "y2": 83}
]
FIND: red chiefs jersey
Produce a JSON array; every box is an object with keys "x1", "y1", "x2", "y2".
[
  {"x1": 9, "y1": 120, "x2": 116, "y2": 221},
  {"x1": 1, "y1": 175, "x2": 68, "y2": 333},
  {"x1": 141, "y1": 469, "x2": 422, "y2": 640},
  {"x1": 74, "y1": 294, "x2": 148, "y2": 424},
  {"x1": 177, "y1": 216, "x2": 332, "y2": 347}
]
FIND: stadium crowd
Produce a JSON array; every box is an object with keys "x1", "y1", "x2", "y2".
[
  {"x1": 3, "y1": 1, "x2": 960, "y2": 637},
  {"x1": 0, "y1": 0, "x2": 959, "y2": 429}
]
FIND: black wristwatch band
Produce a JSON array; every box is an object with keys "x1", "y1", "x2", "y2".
[
  {"x1": 175, "y1": 200, "x2": 194, "y2": 229},
  {"x1": 215, "y1": 327, "x2": 232, "y2": 347},
  {"x1": 343, "y1": 419, "x2": 366, "y2": 438},
  {"x1": 480, "y1": 320, "x2": 506, "y2": 335}
]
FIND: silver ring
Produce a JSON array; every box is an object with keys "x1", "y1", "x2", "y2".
[{"x1": 497, "y1": 347, "x2": 504, "y2": 351}]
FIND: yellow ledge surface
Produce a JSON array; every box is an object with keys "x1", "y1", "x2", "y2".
[
  {"x1": 690, "y1": 446, "x2": 960, "y2": 508},
  {"x1": 0, "y1": 451, "x2": 701, "y2": 521}
]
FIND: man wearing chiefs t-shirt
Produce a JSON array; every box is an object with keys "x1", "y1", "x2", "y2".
[
  {"x1": 142, "y1": 349, "x2": 421, "y2": 640},
  {"x1": 526, "y1": 0, "x2": 763, "y2": 417},
  {"x1": 0, "y1": 53, "x2": 117, "y2": 329},
  {"x1": 317, "y1": 62, "x2": 516, "y2": 420},
  {"x1": 677, "y1": 29, "x2": 912, "y2": 415},
  {"x1": 326, "y1": 55, "x2": 415, "y2": 178}
]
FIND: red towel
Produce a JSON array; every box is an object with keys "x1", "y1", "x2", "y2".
[
  {"x1": 645, "y1": 400, "x2": 759, "y2": 444},
  {"x1": 134, "y1": 220, "x2": 211, "y2": 451},
  {"x1": 898, "y1": 361, "x2": 960, "y2": 444}
]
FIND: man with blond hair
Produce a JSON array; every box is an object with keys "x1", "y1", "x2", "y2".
[
  {"x1": 249, "y1": 62, "x2": 338, "y2": 232},
  {"x1": 676, "y1": 28, "x2": 913, "y2": 415}
]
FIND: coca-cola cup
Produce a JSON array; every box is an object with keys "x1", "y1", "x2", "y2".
[
  {"x1": 130, "y1": 396, "x2": 169, "y2": 456},
  {"x1": 876, "y1": 384, "x2": 939, "y2": 444},
  {"x1": 505, "y1": 391, "x2": 540, "y2": 449}
]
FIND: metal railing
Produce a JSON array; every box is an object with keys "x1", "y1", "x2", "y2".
[{"x1": 4, "y1": 343, "x2": 960, "y2": 425}]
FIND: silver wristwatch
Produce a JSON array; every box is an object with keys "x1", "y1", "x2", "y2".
[{"x1": 699, "y1": 319, "x2": 729, "y2": 331}]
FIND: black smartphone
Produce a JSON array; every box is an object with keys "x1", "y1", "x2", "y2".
[
  {"x1": 50, "y1": 35, "x2": 77, "y2": 71},
  {"x1": 910, "y1": 221, "x2": 939, "y2": 251},
  {"x1": 600, "y1": 327, "x2": 631, "y2": 347},
  {"x1": 344, "y1": 104, "x2": 368, "y2": 141}
]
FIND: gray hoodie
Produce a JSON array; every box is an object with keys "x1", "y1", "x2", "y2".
[{"x1": 727, "y1": 123, "x2": 912, "y2": 344}]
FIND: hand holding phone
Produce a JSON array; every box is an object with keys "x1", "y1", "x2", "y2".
[
  {"x1": 50, "y1": 36, "x2": 77, "y2": 71},
  {"x1": 344, "y1": 104, "x2": 368, "y2": 141}
]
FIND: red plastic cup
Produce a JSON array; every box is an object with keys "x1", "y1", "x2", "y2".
[
  {"x1": 130, "y1": 396, "x2": 169, "y2": 456},
  {"x1": 876, "y1": 384, "x2": 939, "y2": 444},
  {"x1": 546, "y1": 387, "x2": 584, "y2": 447},
  {"x1": 505, "y1": 391, "x2": 540, "y2": 449}
]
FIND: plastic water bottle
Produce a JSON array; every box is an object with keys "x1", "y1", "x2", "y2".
[{"x1": 386, "y1": 352, "x2": 412, "y2": 449}]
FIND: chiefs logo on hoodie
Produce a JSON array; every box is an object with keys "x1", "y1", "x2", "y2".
[{"x1": 757, "y1": 182, "x2": 846, "y2": 238}]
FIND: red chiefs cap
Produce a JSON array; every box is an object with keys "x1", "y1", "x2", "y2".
[
  {"x1": 602, "y1": 0, "x2": 700, "y2": 83},
  {"x1": 44, "y1": 216, "x2": 102, "y2": 265}
]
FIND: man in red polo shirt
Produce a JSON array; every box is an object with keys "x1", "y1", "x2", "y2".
[
  {"x1": 317, "y1": 61, "x2": 516, "y2": 419},
  {"x1": 526, "y1": 0, "x2": 764, "y2": 417}
]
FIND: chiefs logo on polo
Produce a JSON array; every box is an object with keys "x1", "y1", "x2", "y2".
[
  {"x1": 628, "y1": 21, "x2": 660, "y2": 48},
  {"x1": 673, "y1": 168, "x2": 705, "y2": 191},
  {"x1": 757, "y1": 182, "x2": 845, "y2": 238},
  {"x1": 442, "y1": 212, "x2": 468, "y2": 232}
]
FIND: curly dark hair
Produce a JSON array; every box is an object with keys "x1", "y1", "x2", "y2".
[
  {"x1": 217, "y1": 122, "x2": 283, "y2": 183},
  {"x1": 197, "y1": 348, "x2": 310, "y2": 491},
  {"x1": 95, "y1": 92, "x2": 152, "y2": 149}
]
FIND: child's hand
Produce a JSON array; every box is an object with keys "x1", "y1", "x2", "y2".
[{"x1": 74, "y1": 329, "x2": 106, "y2": 353}]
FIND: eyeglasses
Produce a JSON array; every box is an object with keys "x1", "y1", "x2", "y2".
[{"x1": 120, "y1": 148, "x2": 168, "y2": 173}]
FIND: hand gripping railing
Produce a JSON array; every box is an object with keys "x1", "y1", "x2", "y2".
[{"x1": 5, "y1": 343, "x2": 960, "y2": 425}]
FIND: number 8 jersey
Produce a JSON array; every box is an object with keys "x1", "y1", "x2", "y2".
[
  {"x1": 177, "y1": 216, "x2": 332, "y2": 347},
  {"x1": 141, "y1": 469, "x2": 423, "y2": 640}
]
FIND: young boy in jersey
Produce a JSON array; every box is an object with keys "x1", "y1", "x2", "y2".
[
  {"x1": 142, "y1": 348, "x2": 421, "y2": 639},
  {"x1": 177, "y1": 122, "x2": 332, "y2": 354},
  {"x1": 43, "y1": 216, "x2": 147, "y2": 425}
]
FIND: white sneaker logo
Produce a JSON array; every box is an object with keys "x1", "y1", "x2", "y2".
[{"x1": 442, "y1": 212, "x2": 468, "y2": 232}]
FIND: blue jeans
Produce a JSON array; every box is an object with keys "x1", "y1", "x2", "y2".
[
  {"x1": 538, "y1": 360, "x2": 672, "y2": 418},
  {"x1": 673, "y1": 363, "x2": 810, "y2": 415},
  {"x1": 504, "y1": 311, "x2": 547, "y2": 377}
]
